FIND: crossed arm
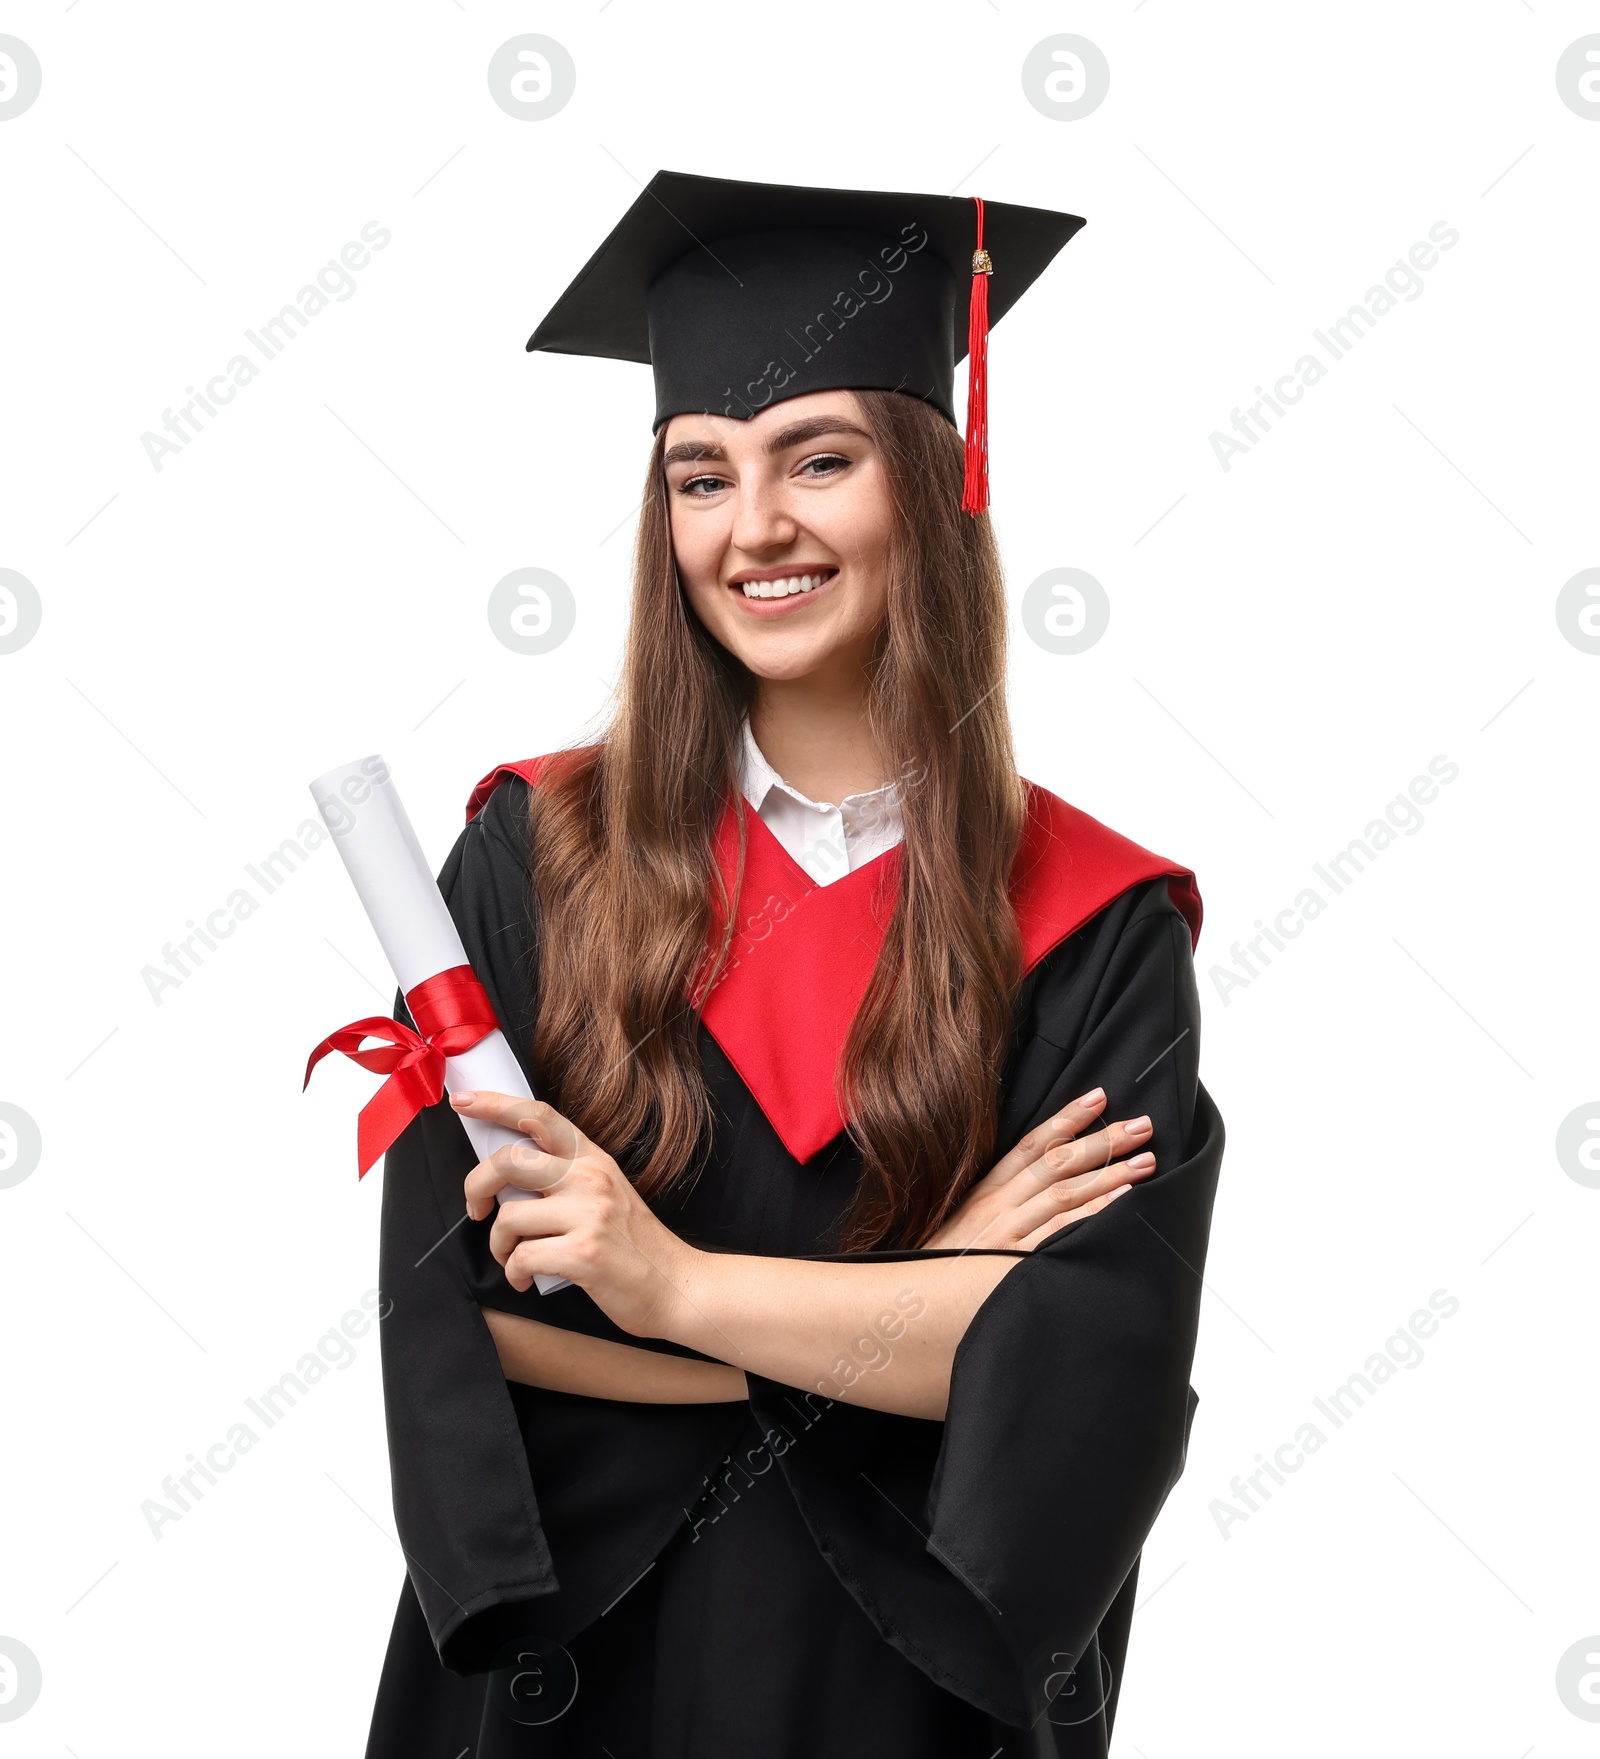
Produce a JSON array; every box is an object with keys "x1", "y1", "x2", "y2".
[{"x1": 462, "y1": 1085, "x2": 1154, "y2": 1422}]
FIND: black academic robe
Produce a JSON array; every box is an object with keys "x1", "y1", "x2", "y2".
[{"x1": 361, "y1": 767, "x2": 1224, "y2": 1759}]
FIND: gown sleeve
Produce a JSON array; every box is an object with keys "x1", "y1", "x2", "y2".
[
  {"x1": 373, "y1": 787, "x2": 560, "y2": 1672},
  {"x1": 742, "y1": 874, "x2": 1224, "y2": 1738},
  {"x1": 375, "y1": 777, "x2": 751, "y2": 1674}
]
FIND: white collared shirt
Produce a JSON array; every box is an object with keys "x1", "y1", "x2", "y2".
[{"x1": 736, "y1": 718, "x2": 904, "y2": 886}]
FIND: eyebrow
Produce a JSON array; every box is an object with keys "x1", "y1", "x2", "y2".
[{"x1": 662, "y1": 416, "x2": 871, "y2": 468}]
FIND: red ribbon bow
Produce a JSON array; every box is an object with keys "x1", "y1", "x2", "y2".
[{"x1": 303, "y1": 965, "x2": 500, "y2": 1177}]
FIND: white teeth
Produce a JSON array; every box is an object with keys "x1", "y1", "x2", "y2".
[{"x1": 739, "y1": 572, "x2": 829, "y2": 599}]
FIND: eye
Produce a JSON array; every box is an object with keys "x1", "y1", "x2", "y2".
[
  {"x1": 678, "y1": 473, "x2": 730, "y2": 497},
  {"x1": 796, "y1": 452, "x2": 851, "y2": 478}
]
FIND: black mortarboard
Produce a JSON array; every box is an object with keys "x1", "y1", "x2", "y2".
[{"x1": 526, "y1": 170, "x2": 1086, "y2": 513}]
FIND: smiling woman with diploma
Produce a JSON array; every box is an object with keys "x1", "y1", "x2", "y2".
[{"x1": 325, "y1": 172, "x2": 1223, "y2": 1759}]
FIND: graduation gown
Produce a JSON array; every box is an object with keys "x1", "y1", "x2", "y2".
[{"x1": 362, "y1": 760, "x2": 1224, "y2": 1759}]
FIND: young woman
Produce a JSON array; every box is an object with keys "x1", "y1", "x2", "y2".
[{"x1": 357, "y1": 174, "x2": 1223, "y2": 1758}]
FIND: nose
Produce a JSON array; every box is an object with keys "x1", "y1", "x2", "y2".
[{"x1": 728, "y1": 473, "x2": 799, "y2": 557}]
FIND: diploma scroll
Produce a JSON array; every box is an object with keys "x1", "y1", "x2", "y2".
[{"x1": 310, "y1": 754, "x2": 568, "y2": 1295}]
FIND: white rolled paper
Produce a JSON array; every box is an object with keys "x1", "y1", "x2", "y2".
[{"x1": 310, "y1": 753, "x2": 568, "y2": 1295}]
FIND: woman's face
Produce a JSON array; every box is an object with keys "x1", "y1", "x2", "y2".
[{"x1": 663, "y1": 390, "x2": 894, "y2": 685}]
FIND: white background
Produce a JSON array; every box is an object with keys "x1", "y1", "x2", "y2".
[{"x1": 1, "y1": 3, "x2": 1596, "y2": 1753}]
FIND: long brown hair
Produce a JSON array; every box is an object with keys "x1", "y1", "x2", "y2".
[{"x1": 525, "y1": 390, "x2": 1025, "y2": 1249}]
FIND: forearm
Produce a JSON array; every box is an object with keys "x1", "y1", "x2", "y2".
[
  {"x1": 663, "y1": 1250, "x2": 1021, "y2": 1420},
  {"x1": 478, "y1": 1306, "x2": 748, "y2": 1403}
]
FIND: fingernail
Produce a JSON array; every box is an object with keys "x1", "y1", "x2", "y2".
[
  {"x1": 1127, "y1": 1116, "x2": 1152, "y2": 1137},
  {"x1": 449, "y1": 1091, "x2": 475, "y2": 1107},
  {"x1": 1074, "y1": 1088, "x2": 1105, "y2": 1109},
  {"x1": 1108, "y1": 1183, "x2": 1132, "y2": 1198},
  {"x1": 1126, "y1": 1152, "x2": 1155, "y2": 1172}
]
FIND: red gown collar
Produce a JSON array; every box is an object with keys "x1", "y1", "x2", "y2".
[{"x1": 467, "y1": 758, "x2": 1201, "y2": 1164}]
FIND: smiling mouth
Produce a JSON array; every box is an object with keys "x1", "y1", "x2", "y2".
[{"x1": 729, "y1": 568, "x2": 838, "y2": 601}]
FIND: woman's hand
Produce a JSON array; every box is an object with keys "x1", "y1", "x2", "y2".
[
  {"x1": 452, "y1": 1090, "x2": 699, "y2": 1340},
  {"x1": 923, "y1": 1087, "x2": 1156, "y2": 1252}
]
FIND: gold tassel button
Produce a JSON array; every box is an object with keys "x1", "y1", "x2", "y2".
[{"x1": 971, "y1": 248, "x2": 993, "y2": 275}]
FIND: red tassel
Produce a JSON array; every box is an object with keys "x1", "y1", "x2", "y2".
[{"x1": 961, "y1": 194, "x2": 992, "y2": 517}]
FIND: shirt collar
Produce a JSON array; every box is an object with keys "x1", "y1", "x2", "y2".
[{"x1": 736, "y1": 716, "x2": 788, "y2": 813}]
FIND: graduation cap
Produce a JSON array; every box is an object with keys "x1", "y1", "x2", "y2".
[{"x1": 527, "y1": 171, "x2": 1086, "y2": 514}]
